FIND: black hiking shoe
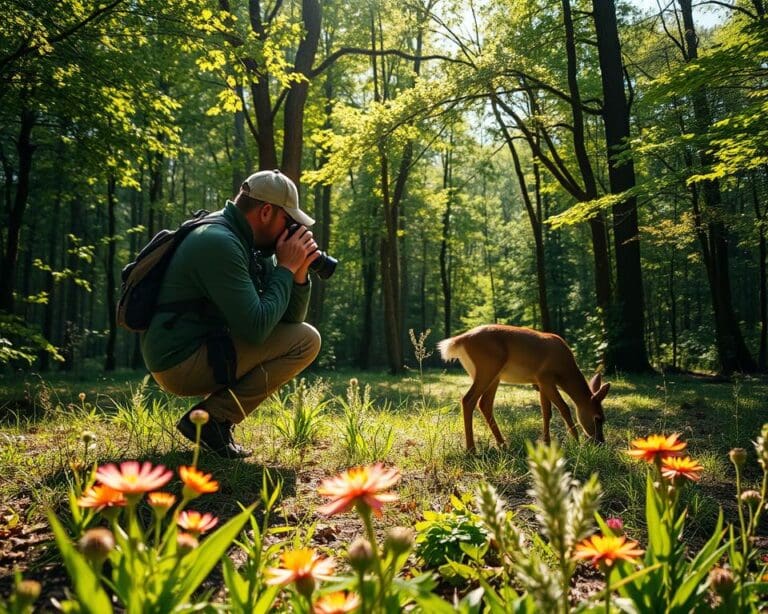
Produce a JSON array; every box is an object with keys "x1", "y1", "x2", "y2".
[{"x1": 176, "y1": 407, "x2": 251, "y2": 459}]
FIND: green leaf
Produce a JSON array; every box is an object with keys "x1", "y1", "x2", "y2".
[
  {"x1": 668, "y1": 511, "x2": 728, "y2": 612},
  {"x1": 477, "y1": 575, "x2": 509, "y2": 614},
  {"x1": 221, "y1": 557, "x2": 248, "y2": 611},
  {"x1": 644, "y1": 474, "x2": 669, "y2": 559},
  {"x1": 48, "y1": 511, "x2": 113, "y2": 614},
  {"x1": 157, "y1": 502, "x2": 257, "y2": 610},
  {"x1": 251, "y1": 584, "x2": 280, "y2": 614}
]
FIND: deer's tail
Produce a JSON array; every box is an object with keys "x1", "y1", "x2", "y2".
[{"x1": 437, "y1": 336, "x2": 462, "y2": 362}]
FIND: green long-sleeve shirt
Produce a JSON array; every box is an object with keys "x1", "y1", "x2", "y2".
[{"x1": 141, "y1": 201, "x2": 311, "y2": 372}]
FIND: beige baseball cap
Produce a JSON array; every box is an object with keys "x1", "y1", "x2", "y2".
[{"x1": 241, "y1": 169, "x2": 315, "y2": 226}]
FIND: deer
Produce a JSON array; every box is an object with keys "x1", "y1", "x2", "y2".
[{"x1": 437, "y1": 324, "x2": 609, "y2": 452}]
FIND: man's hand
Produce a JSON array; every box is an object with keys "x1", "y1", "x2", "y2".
[{"x1": 275, "y1": 226, "x2": 319, "y2": 283}]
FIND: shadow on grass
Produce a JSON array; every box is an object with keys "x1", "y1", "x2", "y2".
[{"x1": 40, "y1": 448, "x2": 297, "y2": 521}]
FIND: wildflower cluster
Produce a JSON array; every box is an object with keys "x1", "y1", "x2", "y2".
[
  {"x1": 48, "y1": 410, "x2": 258, "y2": 613},
  {"x1": 35, "y1": 412, "x2": 768, "y2": 613}
]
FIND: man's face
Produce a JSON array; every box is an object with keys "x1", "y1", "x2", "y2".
[
  {"x1": 270, "y1": 205, "x2": 294, "y2": 235},
  {"x1": 248, "y1": 202, "x2": 293, "y2": 249}
]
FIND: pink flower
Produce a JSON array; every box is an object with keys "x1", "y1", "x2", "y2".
[
  {"x1": 95, "y1": 461, "x2": 173, "y2": 495},
  {"x1": 317, "y1": 463, "x2": 400, "y2": 517},
  {"x1": 177, "y1": 510, "x2": 218, "y2": 535},
  {"x1": 606, "y1": 517, "x2": 624, "y2": 533}
]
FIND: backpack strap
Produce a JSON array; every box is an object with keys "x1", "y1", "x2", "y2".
[{"x1": 154, "y1": 216, "x2": 236, "y2": 328}]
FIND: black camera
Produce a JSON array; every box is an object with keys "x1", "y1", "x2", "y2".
[{"x1": 286, "y1": 223, "x2": 338, "y2": 280}]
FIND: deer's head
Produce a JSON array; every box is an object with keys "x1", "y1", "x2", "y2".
[{"x1": 581, "y1": 372, "x2": 609, "y2": 443}]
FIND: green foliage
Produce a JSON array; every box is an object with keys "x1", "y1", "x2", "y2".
[
  {"x1": 0, "y1": 314, "x2": 63, "y2": 366},
  {"x1": 414, "y1": 493, "x2": 490, "y2": 569},
  {"x1": 338, "y1": 377, "x2": 394, "y2": 463},
  {"x1": 274, "y1": 378, "x2": 331, "y2": 449}
]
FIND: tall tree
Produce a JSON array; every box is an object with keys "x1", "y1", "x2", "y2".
[
  {"x1": 672, "y1": 0, "x2": 757, "y2": 372},
  {"x1": 591, "y1": 0, "x2": 651, "y2": 371}
]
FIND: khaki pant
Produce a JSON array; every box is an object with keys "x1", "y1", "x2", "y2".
[{"x1": 151, "y1": 323, "x2": 321, "y2": 423}]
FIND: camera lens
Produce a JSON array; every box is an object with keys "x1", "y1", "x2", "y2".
[
  {"x1": 285, "y1": 224, "x2": 337, "y2": 279},
  {"x1": 310, "y1": 253, "x2": 337, "y2": 279}
]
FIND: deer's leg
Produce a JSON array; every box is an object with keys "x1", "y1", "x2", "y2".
[
  {"x1": 462, "y1": 369, "x2": 501, "y2": 452},
  {"x1": 539, "y1": 381, "x2": 579, "y2": 441},
  {"x1": 538, "y1": 389, "x2": 553, "y2": 445},
  {"x1": 462, "y1": 382, "x2": 483, "y2": 453},
  {"x1": 478, "y1": 377, "x2": 505, "y2": 447}
]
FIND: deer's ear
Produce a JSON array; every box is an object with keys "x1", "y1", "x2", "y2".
[
  {"x1": 592, "y1": 383, "x2": 610, "y2": 403},
  {"x1": 589, "y1": 372, "x2": 602, "y2": 393}
]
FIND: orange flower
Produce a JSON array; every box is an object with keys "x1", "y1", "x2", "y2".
[
  {"x1": 317, "y1": 463, "x2": 400, "y2": 517},
  {"x1": 177, "y1": 510, "x2": 218, "y2": 535},
  {"x1": 573, "y1": 534, "x2": 644, "y2": 569},
  {"x1": 147, "y1": 491, "x2": 176, "y2": 510},
  {"x1": 313, "y1": 591, "x2": 360, "y2": 614},
  {"x1": 95, "y1": 461, "x2": 173, "y2": 495},
  {"x1": 78, "y1": 484, "x2": 127, "y2": 510},
  {"x1": 661, "y1": 456, "x2": 704, "y2": 482},
  {"x1": 179, "y1": 465, "x2": 219, "y2": 498},
  {"x1": 627, "y1": 433, "x2": 686, "y2": 463},
  {"x1": 265, "y1": 548, "x2": 336, "y2": 595}
]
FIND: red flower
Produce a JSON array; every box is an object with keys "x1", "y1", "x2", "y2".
[{"x1": 627, "y1": 434, "x2": 686, "y2": 464}]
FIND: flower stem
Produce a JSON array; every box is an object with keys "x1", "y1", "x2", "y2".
[
  {"x1": 192, "y1": 423, "x2": 202, "y2": 468},
  {"x1": 359, "y1": 506, "x2": 385, "y2": 610}
]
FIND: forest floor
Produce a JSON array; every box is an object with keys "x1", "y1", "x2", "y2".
[{"x1": 1, "y1": 366, "x2": 767, "y2": 608}]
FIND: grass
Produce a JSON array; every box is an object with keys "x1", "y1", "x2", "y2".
[{"x1": 1, "y1": 366, "x2": 767, "y2": 594}]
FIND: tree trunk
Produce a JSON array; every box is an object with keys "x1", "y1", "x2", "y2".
[
  {"x1": 439, "y1": 138, "x2": 453, "y2": 339},
  {"x1": 677, "y1": 0, "x2": 756, "y2": 373},
  {"x1": 281, "y1": 0, "x2": 321, "y2": 181},
  {"x1": 0, "y1": 108, "x2": 35, "y2": 313},
  {"x1": 492, "y1": 98, "x2": 551, "y2": 331},
  {"x1": 310, "y1": 69, "x2": 334, "y2": 326},
  {"x1": 752, "y1": 176, "x2": 767, "y2": 370},
  {"x1": 232, "y1": 84, "x2": 251, "y2": 194},
  {"x1": 39, "y1": 191, "x2": 62, "y2": 370},
  {"x1": 104, "y1": 175, "x2": 117, "y2": 371},
  {"x1": 560, "y1": 0, "x2": 613, "y2": 336},
  {"x1": 592, "y1": 0, "x2": 651, "y2": 372}
]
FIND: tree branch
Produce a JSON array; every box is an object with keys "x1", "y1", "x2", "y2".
[
  {"x1": 309, "y1": 47, "x2": 465, "y2": 78},
  {"x1": 0, "y1": 0, "x2": 125, "y2": 75},
  {"x1": 696, "y1": 0, "x2": 757, "y2": 19}
]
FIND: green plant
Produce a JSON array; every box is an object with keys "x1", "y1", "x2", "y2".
[
  {"x1": 338, "y1": 378, "x2": 394, "y2": 463},
  {"x1": 274, "y1": 378, "x2": 330, "y2": 449},
  {"x1": 222, "y1": 471, "x2": 287, "y2": 614},
  {"x1": 49, "y1": 410, "x2": 258, "y2": 613},
  {"x1": 408, "y1": 328, "x2": 432, "y2": 411},
  {"x1": 0, "y1": 573, "x2": 41, "y2": 614},
  {"x1": 415, "y1": 493, "x2": 490, "y2": 569}
]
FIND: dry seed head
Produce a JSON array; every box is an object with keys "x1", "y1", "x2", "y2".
[
  {"x1": 709, "y1": 567, "x2": 735, "y2": 596},
  {"x1": 81, "y1": 431, "x2": 96, "y2": 446},
  {"x1": 348, "y1": 538, "x2": 374, "y2": 573},
  {"x1": 385, "y1": 527, "x2": 414, "y2": 555},
  {"x1": 15, "y1": 579, "x2": 41, "y2": 606},
  {"x1": 177, "y1": 532, "x2": 199, "y2": 556},
  {"x1": 78, "y1": 392, "x2": 86, "y2": 402},
  {"x1": 190, "y1": 409, "x2": 209, "y2": 426},
  {"x1": 729, "y1": 448, "x2": 747, "y2": 467},
  {"x1": 740, "y1": 489, "x2": 762, "y2": 509},
  {"x1": 78, "y1": 527, "x2": 114, "y2": 565}
]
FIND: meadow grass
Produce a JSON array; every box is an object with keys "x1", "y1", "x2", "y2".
[{"x1": 1, "y1": 366, "x2": 766, "y2": 572}]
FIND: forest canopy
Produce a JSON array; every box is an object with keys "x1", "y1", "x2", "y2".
[{"x1": 1, "y1": 0, "x2": 766, "y2": 375}]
